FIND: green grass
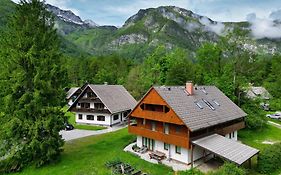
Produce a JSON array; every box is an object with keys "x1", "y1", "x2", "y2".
[
  {"x1": 12, "y1": 128, "x2": 174, "y2": 175},
  {"x1": 239, "y1": 124, "x2": 281, "y2": 150},
  {"x1": 239, "y1": 124, "x2": 281, "y2": 175}
]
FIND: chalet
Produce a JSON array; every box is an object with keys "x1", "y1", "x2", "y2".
[
  {"x1": 69, "y1": 84, "x2": 137, "y2": 126},
  {"x1": 66, "y1": 87, "x2": 82, "y2": 106},
  {"x1": 128, "y1": 82, "x2": 259, "y2": 167}
]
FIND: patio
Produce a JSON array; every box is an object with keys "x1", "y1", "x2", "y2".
[{"x1": 124, "y1": 142, "x2": 213, "y2": 171}]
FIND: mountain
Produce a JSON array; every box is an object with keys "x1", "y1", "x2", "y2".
[
  {"x1": 1, "y1": 1, "x2": 281, "y2": 60},
  {"x1": 46, "y1": 4, "x2": 98, "y2": 35},
  {"x1": 65, "y1": 6, "x2": 281, "y2": 60}
]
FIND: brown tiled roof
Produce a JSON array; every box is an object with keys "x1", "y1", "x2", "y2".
[
  {"x1": 88, "y1": 85, "x2": 137, "y2": 114},
  {"x1": 154, "y1": 86, "x2": 247, "y2": 131}
]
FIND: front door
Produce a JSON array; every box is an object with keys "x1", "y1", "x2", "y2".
[{"x1": 142, "y1": 137, "x2": 155, "y2": 151}]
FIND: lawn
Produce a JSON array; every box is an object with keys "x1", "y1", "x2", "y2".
[
  {"x1": 239, "y1": 124, "x2": 281, "y2": 175},
  {"x1": 64, "y1": 107, "x2": 106, "y2": 131},
  {"x1": 12, "y1": 128, "x2": 174, "y2": 175}
]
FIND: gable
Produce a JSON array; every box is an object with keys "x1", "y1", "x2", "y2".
[
  {"x1": 68, "y1": 86, "x2": 107, "y2": 111},
  {"x1": 130, "y1": 88, "x2": 186, "y2": 126}
]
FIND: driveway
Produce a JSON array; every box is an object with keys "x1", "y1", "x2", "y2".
[{"x1": 60, "y1": 124, "x2": 127, "y2": 141}]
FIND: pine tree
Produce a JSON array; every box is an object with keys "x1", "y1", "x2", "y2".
[{"x1": 0, "y1": 0, "x2": 66, "y2": 172}]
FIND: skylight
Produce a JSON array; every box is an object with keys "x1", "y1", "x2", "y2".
[
  {"x1": 213, "y1": 100, "x2": 220, "y2": 106},
  {"x1": 203, "y1": 99, "x2": 215, "y2": 110},
  {"x1": 195, "y1": 102, "x2": 203, "y2": 109}
]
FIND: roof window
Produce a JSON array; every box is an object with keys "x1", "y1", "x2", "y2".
[{"x1": 203, "y1": 99, "x2": 215, "y2": 110}]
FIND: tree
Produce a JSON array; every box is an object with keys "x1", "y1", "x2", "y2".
[{"x1": 0, "y1": 0, "x2": 66, "y2": 172}]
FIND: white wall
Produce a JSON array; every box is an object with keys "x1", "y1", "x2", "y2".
[
  {"x1": 137, "y1": 136, "x2": 142, "y2": 147},
  {"x1": 68, "y1": 99, "x2": 74, "y2": 106},
  {"x1": 75, "y1": 112, "x2": 111, "y2": 126},
  {"x1": 137, "y1": 136, "x2": 189, "y2": 164},
  {"x1": 225, "y1": 130, "x2": 238, "y2": 141},
  {"x1": 111, "y1": 112, "x2": 122, "y2": 125}
]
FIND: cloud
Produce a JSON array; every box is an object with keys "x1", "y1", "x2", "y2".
[
  {"x1": 199, "y1": 16, "x2": 225, "y2": 35},
  {"x1": 269, "y1": 9, "x2": 281, "y2": 20},
  {"x1": 11, "y1": 0, "x2": 81, "y2": 16},
  {"x1": 247, "y1": 11, "x2": 281, "y2": 39}
]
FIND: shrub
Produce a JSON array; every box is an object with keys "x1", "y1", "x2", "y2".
[
  {"x1": 208, "y1": 163, "x2": 246, "y2": 175},
  {"x1": 257, "y1": 142, "x2": 281, "y2": 174},
  {"x1": 241, "y1": 99, "x2": 267, "y2": 130},
  {"x1": 179, "y1": 168, "x2": 204, "y2": 175}
]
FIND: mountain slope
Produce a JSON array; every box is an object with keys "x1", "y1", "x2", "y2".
[{"x1": 1, "y1": 1, "x2": 280, "y2": 60}]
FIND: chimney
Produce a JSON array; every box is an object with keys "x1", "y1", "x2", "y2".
[{"x1": 186, "y1": 81, "x2": 193, "y2": 95}]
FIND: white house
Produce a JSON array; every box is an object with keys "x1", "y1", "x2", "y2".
[
  {"x1": 128, "y1": 83, "x2": 259, "y2": 167},
  {"x1": 68, "y1": 84, "x2": 137, "y2": 126},
  {"x1": 66, "y1": 87, "x2": 81, "y2": 106}
]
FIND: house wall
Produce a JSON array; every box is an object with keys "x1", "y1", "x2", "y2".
[
  {"x1": 75, "y1": 111, "x2": 126, "y2": 126},
  {"x1": 68, "y1": 99, "x2": 74, "y2": 106},
  {"x1": 75, "y1": 112, "x2": 111, "y2": 126},
  {"x1": 136, "y1": 136, "x2": 189, "y2": 164},
  {"x1": 225, "y1": 130, "x2": 238, "y2": 141},
  {"x1": 111, "y1": 112, "x2": 123, "y2": 125}
]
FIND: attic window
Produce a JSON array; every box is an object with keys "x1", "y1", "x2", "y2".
[
  {"x1": 203, "y1": 99, "x2": 215, "y2": 110},
  {"x1": 213, "y1": 100, "x2": 220, "y2": 106},
  {"x1": 195, "y1": 102, "x2": 203, "y2": 109}
]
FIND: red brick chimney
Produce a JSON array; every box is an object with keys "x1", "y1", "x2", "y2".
[{"x1": 186, "y1": 81, "x2": 193, "y2": 95}]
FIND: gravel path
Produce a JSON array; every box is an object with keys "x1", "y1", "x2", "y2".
[{"x1": 60, "y1": 124, "x2": 127, "y2": 141}]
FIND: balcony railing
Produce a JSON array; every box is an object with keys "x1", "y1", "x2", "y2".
[
  {"x1": 128, "y1": 125, "x2": 189, "y2": 148},
  {"x1": 71, "y1": 108, "x2": 110, "y2": 114}
]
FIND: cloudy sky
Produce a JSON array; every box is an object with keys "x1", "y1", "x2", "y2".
[{"x1": 11, "y1": 0, "x2": 281, "y2": 26}]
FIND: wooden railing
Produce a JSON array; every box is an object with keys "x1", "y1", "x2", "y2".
[
  {"x1": 215, "y1": 121, "x2": 245, "y2": 135},
  {"x1": 128, "y1": 125, "x2": 189, "y2": 148},
  {"x1": 71, "y1": 108, "x2": 111, "y2": 114}
]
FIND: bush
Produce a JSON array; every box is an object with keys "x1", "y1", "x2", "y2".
[
  {"x1": 241, "y1": 99, "x2": 267, "y2": 130},
  {"x1": 179, "y1": 168, "x2": 204, "y2": 175},
  {"x1": 257, "y1": 142, "x2": 281, "y2": 174},
  {"x1": 208, "y1": 163, "x2": 246, "y2": 175}
]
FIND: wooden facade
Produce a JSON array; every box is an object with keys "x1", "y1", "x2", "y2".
[{"x1": 128, "y1": 87, "x2": 245, "y2": 151}]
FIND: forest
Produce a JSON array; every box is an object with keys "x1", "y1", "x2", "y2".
[{"x1": 0, "y1": 0, "x2": 281, "y2": 174}]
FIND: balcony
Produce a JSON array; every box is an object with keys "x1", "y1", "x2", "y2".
[
  {"x1": 71, "y1": 107, "x2": 110, "y2": 114},
  {"x1": 215, "y1": 121, "x2": 245, "y2": 135},
  {"x1": 128, "y1": 125, "x2": 189, "y2": 148}
]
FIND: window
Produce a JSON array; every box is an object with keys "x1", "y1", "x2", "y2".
[
  {"x1": 97, "y1": 115, "x2": 105, "y2": 121},
  {"x1": 78, "y1": 114, "x2": 83, "y2": 120},
  {"x1": 81, "y1": 103, "x2": 90, "y2": 109},
  {"x1": 77, "y1": 103, "x2": 81, "y2": 106},
  {"x1": 195, "y1": 102, "x2": 203, "y2": 109},
  {"x1": 164, "y1": 143, "x2": 169, "y2": 150},
  {"x1": 175, "y1": 126, "x2": 181, "y2": 133},
  {"x1": 142, "y1": 119, "x2": 146, "y2": 125},
  {"x1": 203, "y1": 99, "x2": 215, "y2": 110},
  {"x1": 164, "y1": 123, "x2": 169, "y2": 134},
  {"x1": 87, "y1": 92, "x2": 96, "y2": 98},
  {"x1": 95, "y1": 103, "x2": 105, "y2": 110},
  {"x1": 151, "y1": 121, "x2": 156, "y2": 131},
  {"x1": 113, "y1": 114, "x2": 119, "y2": 120},
  {"x1": 175, "y1": 146, "x2": 181, "y2": 154},
  {"x1": 213, "y1": 100, "x2": 220, "y2": 106},
  {"x1": 86, "y1": 115, "x2": 94, "y2": 120}
]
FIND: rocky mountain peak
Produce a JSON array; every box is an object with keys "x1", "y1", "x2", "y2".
[{"x1": 46, "y1": 4, "x2": 98, "y2": 28}]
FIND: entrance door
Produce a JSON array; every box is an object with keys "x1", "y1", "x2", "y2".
[{"x1": 142, "y1": 137, "x2": 155, "y2": 151}]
